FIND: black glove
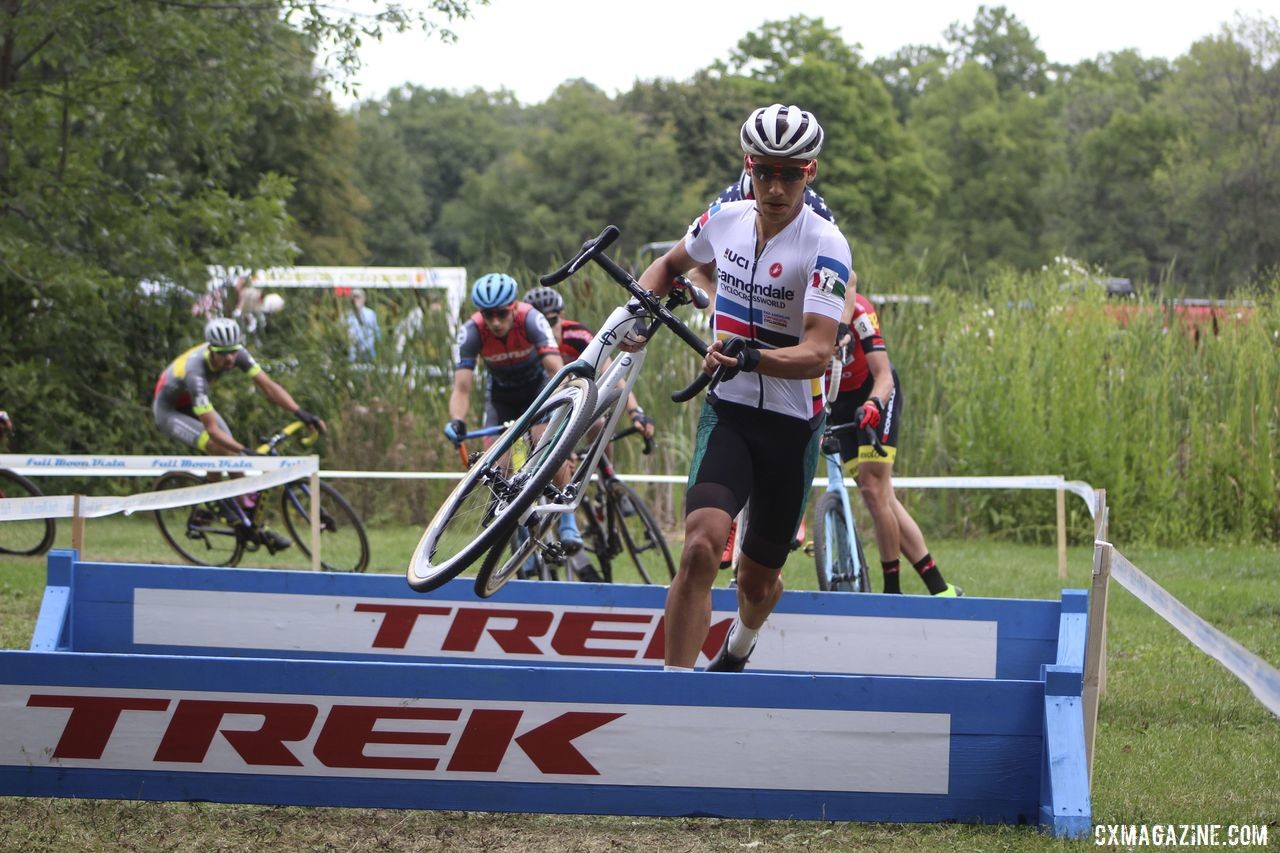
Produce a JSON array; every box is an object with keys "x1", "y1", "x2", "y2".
[
  {"x1": 629, "y1": 408, "x2": 655, "y2": 429},
  {"x1": 444, "y1": 418, "x2": 467, "y2": 444},
  {"x1": 736, "y1": 344, "x2": 761, "y2": 373},
  {"x1": 295, "y1": 408, "x2": 322, "y2": 429}
]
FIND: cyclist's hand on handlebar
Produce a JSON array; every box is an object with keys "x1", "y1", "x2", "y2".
[
  {"x1": 629, "y1": 407, "x2": 656, "y2": 439},
  {"x1": 617, "y1": 327, "x2": 649, "y2": 353},
  {"x1": 443, "y1": 418, "x2": 467, "y2": 445},
  {"x1": 295, "y1": 408, "x2": 326, "y2": 433},
  {"x1": 858, "y1": 398, "x2": 885, "y2": 431},
  {"x1": 705, "y1": 337, "x2": 760, "y2": 377}
]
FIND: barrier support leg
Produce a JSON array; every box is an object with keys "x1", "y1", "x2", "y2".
[
  {"x1": 1083, "y1": 540, "x2": 1111, "y2": 786},
  {"x1": 71, "y1": 495, "x2": 85, "y2": 557},
  {"x1": 310, "y1": 468, "x2": 320, "y2": 572},
  {"x1": 1056, "y1": 485, "x2": 1067, "y2": 580},
  {"x1": 1093, "y1": 489, "x2": 1109, "y2": 698}
]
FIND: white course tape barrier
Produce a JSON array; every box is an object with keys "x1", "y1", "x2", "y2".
[
  {"x1": 318, "y1": 471, "x2": 1099, "y2": 517},
  {"x1": 1109, "y1": 547, "x2": 1280, "y2": 718},
  {"x1": 0, "y1": 453, "x2": 313, "y2": 477},
  {"x1": 0, "y1": 456, "x2": 317, "y2": 522}
]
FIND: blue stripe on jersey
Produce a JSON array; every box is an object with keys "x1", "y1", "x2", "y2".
[
  {"x1": 816, "y1": 254, "x2": 850, "y2": 282},
  {"x1": 715, "y1": 293, "x2": 757, "y2": 323}
]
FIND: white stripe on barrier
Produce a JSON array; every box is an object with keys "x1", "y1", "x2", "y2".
[
  {"x1": 1110, "y1": 547, "x2": 1280, "y2": 717},
  {"x1": 0, "y1": 460, "x2": 317, "y2": 522}
]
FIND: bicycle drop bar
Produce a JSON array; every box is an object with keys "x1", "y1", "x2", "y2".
[
  {"x1": 541, "y1": 225, "x2": 716, "y2": 403},
  {"x1": 612, "y1": 424, "x2": 654, "y2": 455},
  {"x1": 826, "y1": 420, "x2": 888, "y2": 457}
]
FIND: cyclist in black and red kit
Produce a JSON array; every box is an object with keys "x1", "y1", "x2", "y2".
[
  {"x1": 522, "y1": 285, "x2": 655, "y2": 442},
  {"x1": 445, "y1": 273, "x2": 583, "y2": 551},
  {"x1": 831, "y1": 293, "x2": 961, "y2": 597}
]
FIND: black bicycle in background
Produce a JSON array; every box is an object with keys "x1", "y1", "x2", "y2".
[
  {"x1": 0, "y1": 410, "x2": 56, "y2": 557},
  {"x1": 153, "y1": 421, "x2": 369, "y2": 571},
  {"x1": 573, "y1": 426, "x2": 676, "y2": 584}
]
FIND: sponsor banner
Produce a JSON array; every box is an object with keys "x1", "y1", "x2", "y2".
[
  {"x1": 0, "y1": 683, "x2": 950, "y2": 794},
  {"x1": 131, "y1": 588, "x2": 999, "y2": 678}
]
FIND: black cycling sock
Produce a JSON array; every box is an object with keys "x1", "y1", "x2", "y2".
[
  {"x1": 881, "y1": 559, "x2": 901, "y2": 594},
  {"x1": 914, "y1": 554, "x2": 948, "y2": 595}
]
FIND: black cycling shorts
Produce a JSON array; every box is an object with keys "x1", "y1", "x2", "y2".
[
  {"x1": 484, "y1": 382, "x2": 546, "y2": 427},
  {"x1": 829, "y1": 368, "x2": 901, "y2": 467},
  {"x1": 685, "y1": 397, "x2": 824, "y2": 569}
]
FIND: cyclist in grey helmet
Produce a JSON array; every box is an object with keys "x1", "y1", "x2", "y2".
[{"x1": 153, "y1": 317, "x2": 325, "y2": 455}]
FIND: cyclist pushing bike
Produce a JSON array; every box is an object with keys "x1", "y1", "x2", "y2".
[
  {"x1": 831, "y1": 292, "x2": 961, "y2": 597},
  {"x1": 625, "y1": 103, "x2": 851, "y2": 673},
  {"x1": 152, "y1": 317, "x2": 326, "y2": 551},
  {"x1": 445, "y1": 274, "x2": 584, "y2": 552}
]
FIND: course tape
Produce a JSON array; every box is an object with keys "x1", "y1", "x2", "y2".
[
  {"x1": 0, "y1": 453, "x2": 313, "y2": 476},
  {"x1": 0, "y1": 459, "x2": 317, "y2": 521},
  {"x1": 1110, "y1": 547, "x2": 1280, "y2": 717}
]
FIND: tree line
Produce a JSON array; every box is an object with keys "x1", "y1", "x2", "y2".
[{"x1": 1, "y1": 2, "x2": 1276, "y2": 544}]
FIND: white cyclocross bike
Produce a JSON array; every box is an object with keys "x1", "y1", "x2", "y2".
[{"x1": 408, "y1": 225, "x2": 729, "y2": 598}]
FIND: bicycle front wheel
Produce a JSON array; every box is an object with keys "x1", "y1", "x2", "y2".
[
  {"x1": 153, "y1": 471, "x2": 245, "y2": 567},
  {"x1": 612, "y1": 481, "x2": 675, "y2": 583},
  {"x1": 280, "y1": 481, "x2": 370, "y2": 572},
  {"x1": 0, "y1": 469, "x2": 56, "y2": 556},
  {"x1": 409, "y1": 376, "x2": 598, "y2": 592},
  {"x1": 812, "y1": 491, "x2": 869, "y2": 592},
  {"x1": 473, "y1": 512, "x2": 557, "y2": 598}
]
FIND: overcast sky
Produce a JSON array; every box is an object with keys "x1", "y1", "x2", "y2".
[{"x1": 329, "y1": 1, "x2": 1276, "y2": 107}]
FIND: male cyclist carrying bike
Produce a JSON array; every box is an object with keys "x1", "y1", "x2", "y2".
[
  {"x1": 446, "y1": 274, "x2": 584, "y2": 552},
  {"x1": 627, "y1": 104, "x2": 851, "y2": 673},
  {"x1": 831, "y1": 293, "x2": 961, "y2": 597},
  {"x1": 152, "y1": 317, "x2": 326, "y2": 550}
]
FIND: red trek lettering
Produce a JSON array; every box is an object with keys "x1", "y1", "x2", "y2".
[
  {"x1": 154, "y1": 700, "x2": 318, "y2": 765},
  {"x1": 315, "y1": 705, "x2": 461, "y2": 770},
  {"x1": 27, "y1": 694, "x2": 170, "y2": 760},
  {"x1": 642, "y1": 616, "x2": 733, "y2": 661},
  {"x1": 551, "y1": 612, "x2": 651, "y2": 658},
  {"x1": 442, "y1": 608, "x2": 552, "y2": 654},
  {"x1": 354, "y1": 603, "x2": 452, "y2": 649},
  {"x1": 516, "y1": 712, "x2": 624, "y2": 775}
]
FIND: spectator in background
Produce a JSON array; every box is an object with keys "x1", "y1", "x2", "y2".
[{"x1": 346, "y1": 287, "x2": 382, "y2": 363}]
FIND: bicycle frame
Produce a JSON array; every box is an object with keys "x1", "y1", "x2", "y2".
[{"x1": 820, "y1": 437, "x2": 866, "y2": 587}]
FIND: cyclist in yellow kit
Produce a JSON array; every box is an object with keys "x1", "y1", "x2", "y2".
[{"x1": 152, "y1": 317, "x2": 325, "y2": 550}]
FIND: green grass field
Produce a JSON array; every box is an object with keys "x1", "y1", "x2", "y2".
[{"x1": 0, "y1": 516, "x2": 1276, "y2": 851}]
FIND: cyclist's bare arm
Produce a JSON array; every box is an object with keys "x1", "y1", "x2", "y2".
[
  {"x1": 448, "y1": 367, "x2": 474, "y2": 422},
  {"x1": 865, "y1": 349, "x2": 895, "y2": 406},
  {"x1": 540, "y1": 351, "x2": 565, "y2": 379},
  {"x1": 706, "y1": 312, "x2": 838, "y2": 380},
  {"x1": 684, "y1": 260, "x2": 718, "y2": 313},
  {"x1": 253, "y1": 372, "x2": 326, "y2": 433},
  {"x1": 839, "y1": 271, "x2": 861, "y2": 326},
  {"x1": 198, "y1": 410, "x2": 244, "y2": 455},
  {"x1": 636, "y1": 240, "x2": 697, "y2": 299}
]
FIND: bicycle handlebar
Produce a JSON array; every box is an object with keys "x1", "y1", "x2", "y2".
[
  {"x1": 826, "y1": 419, "x2": 888, "y2": 457},
  {"x1": 255, "y1": 420, "x2": 320, "y2": 455},
  {"x1": 540, "y1": 225, "x2": 713, "y2": 402},
  {"x1": 612, "y1": 424, "x2": 654, "y2": 455}
]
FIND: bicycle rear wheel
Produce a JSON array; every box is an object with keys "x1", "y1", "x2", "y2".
[
  {"x1": 612, "y1": 481, "x2": 675, "y2": 583},
  {"x1": 812, "y1": 491, "x2": 869, "y2": 592},
  {"x1": 473, "y1": 511, "x2": 557, "y2": 597},
  {"x1": 0, "y1": 469, "x2": 56, "y2": 556},
  {"x1": 280, "y1": 481, "x2": 370, "y2": 572},
  {"x1": 153, "y1": 471, "x2": 245, "y2": 567},
  {"x1": 410, "y1": 375, "x2": 597, "y2": 593}
]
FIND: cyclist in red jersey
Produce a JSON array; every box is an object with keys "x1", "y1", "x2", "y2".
[
  {"x1": 830, "y1": 292, "x2": 961, "y2": 596},
  {"x1": 445, "y1": 273, "x2": 584, "y2": 551},
  {"x1": 522, "y1": 286, "x2": 655, "y2": 441}
]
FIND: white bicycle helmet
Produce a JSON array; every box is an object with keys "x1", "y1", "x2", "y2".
[
  {"x1": 523, "y1": 286, "x2": 563, "y2": 315},
  {"x1": 204, "y1": 317, "x2": 244, "y2": 349},
  {"x1": 740, "y1": 104, "x2": 824, "y2": 160}
]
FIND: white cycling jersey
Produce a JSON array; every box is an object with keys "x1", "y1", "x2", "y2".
[{"x1": 685, "y1": 199, "x2": 851, "y2": 421}]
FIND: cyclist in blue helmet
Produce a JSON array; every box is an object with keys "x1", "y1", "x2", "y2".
[{"x1": 446, "y1": 273, "x2": 584, "y2": 553}]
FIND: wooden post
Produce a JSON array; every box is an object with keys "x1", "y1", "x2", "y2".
[
  {"x1": 1083, "y1": 540, "x2": 1110, "y2": 784},
  {"x1": 1056, "y1": 485, "x2": 1067, "y2": 580},
  {"x1": 310, "y1": 467, "x2": 321, "y2": 572},
  {"x1": 71, "y1": 494, "x2": 86, "y2": 556},
  {"x1": 1093, "y1": 489, "x2": 1109, "y2": 697}
]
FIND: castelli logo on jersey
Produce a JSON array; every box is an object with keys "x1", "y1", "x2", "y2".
[{"x1": 769, "y1": 262, "x2": 783, "y2": 278}]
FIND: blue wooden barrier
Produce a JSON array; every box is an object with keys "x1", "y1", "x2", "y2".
[{"x1": 1, "y1": 551, "x2": 1091, "y2": 837}]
